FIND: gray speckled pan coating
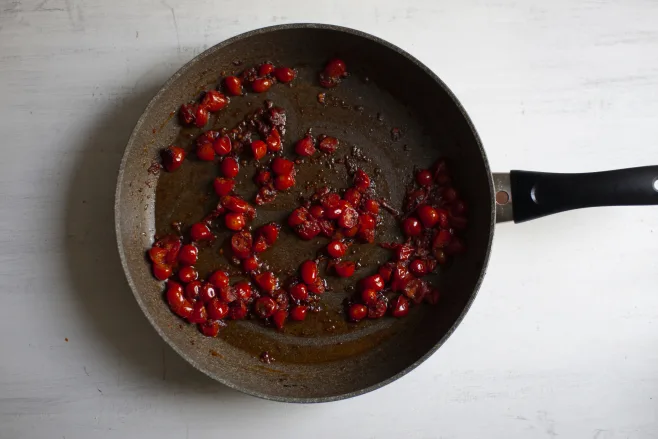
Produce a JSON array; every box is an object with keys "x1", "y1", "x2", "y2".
[{"x1": 115, "y1": 23, "x2": 495, "y2": 403}]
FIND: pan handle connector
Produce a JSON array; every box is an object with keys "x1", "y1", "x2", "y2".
[
  {"x1": 493, "y1": 173, "x2": 514, "y2": 223},
  {"x1": 497, "y1": 166, "x2": 658, "y2": 223}
]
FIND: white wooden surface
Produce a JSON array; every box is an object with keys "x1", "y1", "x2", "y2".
[{"x1": 2, "y1": 0, "x2": 658, "y2": 437}]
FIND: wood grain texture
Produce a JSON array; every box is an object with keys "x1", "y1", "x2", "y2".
[{"x1": 1, "y1": 0, "x2": 657, "y2": 437}]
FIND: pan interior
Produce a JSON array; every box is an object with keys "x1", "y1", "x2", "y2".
[{"x1": 116, "y1": 25, "x2": 493, "y2": 402}]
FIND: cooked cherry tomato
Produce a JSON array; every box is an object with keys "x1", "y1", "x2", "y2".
[
  {"x1": 334, "y1": 261, "x2": 356, "y2": 278},
  {"x1": 178, "y1": 244, "x2": 198, "y2": 266},
  {"x1": 324, "y1": 58, "x2": 347, "y2": 78},
  {"x1": 295, "y1": 135, "x2": 316, "y2": 156},
  {"x1": 353, "y1": 169, "x2": 370, "y2": 192},
  {"x1": 416, "y1": 204, "x2": 439, "y2": 228},
  {"x1": 272, "y1": 309, "x2": 288, "y2": 329},
  {"x1": 266, "y1": 128, "x2": 282, "y2": 152},
  {"x1": 254, "y1": 297, "x2": 278, "y2": 319},
  {"x1": 274, "y1": 174, "x2": 295, "y2": 191},
  {"x1": 274, "y1": 67, "x2": 296, "y2": 83},
  {"x1": 300, "y1": 260, "x2": 318, "y2": 285},
  {"x1": 360, "y1": 274, "x2": 385, "y2": 292},
  {"x1": 178, "y1": 266, "x2": 198, "y2": 283},
  {"x1": 252, "y1": 77, "x2": 274, "y2": 93},
  {"x1": 290, "y1": 305, "x2": 307, "y2": 321},
  {"x1": 271, "y1": 157, "x2": 294, "y2": 175},
  {"x1": 220, "y1": 157, "x2": 239, "y2": 178},
  {"x1": 213, "y1": 135, "x2": 232, "y2": 156},
  {"x1": 327, "y1": 240, "x2": 347, "y2": 258},
  {"x1": 318, "y1": 136, "x2": 339, "y2": 154},
  {"x1": 402, "y1": 217, "x2": 422, "y2": 237},
  {"x1": 213, "y1": 177, "x2": 235, "y2": 196},
  {"x1": 258, "y1": 62, "x2": 274, "y2": 76},
  {"x1": 190, "y1": 223, "x2": 213, "y2": 241},
  {"x1": 415, "y1": 169, "x2": 433, "y2": 186},
  {"x1": 225, "y1": 212, "x2": 246, "y2": 231},
  {"x1": 201, "y1": 90, "x2": 228, "y2": 112},
  {"x1": 161, "y1": 146, "x2": 186, "y2": 172},
  {"x1": 257, "y1": 223, "x2": 280, "y2": 245},
  {"x1": 250, "y1": 140, "x2": 268, "y2": 160},
  {"x1": 390, "y1": 295, "x2": 409, "y2": 317},
  {"x1": 288, "y1": 283, "x2": 309, "y2": 302},
  {"x1": 196, "y1": 142, "x2": 215, "y2": 161},
  {"x1": 348, "y1": 304, "x2": 367, "y2": 322},
  {"x1": 224, "y1": 76, "x2": 243, "y2": 96},
  {"x1": 194, "y1": 106, "x2": 209, "y2": 128},
  {"x1": 231, "y1": 231, "x2": 253, "y2": 259}
]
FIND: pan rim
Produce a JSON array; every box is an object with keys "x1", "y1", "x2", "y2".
[{"x1": 115, "y1": 22, "x2": 496, "y2": 403}]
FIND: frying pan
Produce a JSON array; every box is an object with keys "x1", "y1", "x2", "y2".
[{"x1": 115, "y1": 23, "x2": 658, "y2": 402}]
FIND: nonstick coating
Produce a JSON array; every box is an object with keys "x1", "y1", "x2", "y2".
[{"x1": 115, "y1": 24, "x2": 495, "y2": 402}]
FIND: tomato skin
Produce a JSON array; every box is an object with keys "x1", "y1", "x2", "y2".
[
  {"x1": 196, "y1": 142, "x2": 215, "y2": 161},
  {"x1": 213, "y1": 178, "x2": 235, "y2": 196},
  {"x1": 190, "y1": 223, "x2": 213, "y2": 242},
  {"x1": 272, "y1": 158, "x2": 294, "y2": 175},
  {"x1": 359, "y1": 275, "x2": 385, "y2": 292},
  {"x1": 213, "y1": 136, "x2": 232, "y2": 156},
  {"x1": 254, "y1": 297, "x2": 278, "y2": 319},
  {"x1": 324, "y1": 58, "x2": 347, "y2": 77},
  {"x1": 274, "y1": 67, "x2": 296, "y2": 83},
  {"x1": 266, "y1": 128, "x2": 282, "y2": 152},
  {"x1": 178, "y1": 266, "x2": 198, "y2": 283},
  {"x1": 224, "y1": 76, "x2": 243, "y2": 96},
  {"x1": 300, "y1": 260, "x2": 318, "y2": 285},
  {"x1": 259, "y1": 63, "x2": 274, "y2": 76},
  {"x1": 201, "y1": 91, "x2": 228, "y2": 112},
  {"x1": 318, "y1": 136, "x2": 338, "y2": 154},
  {"x1": 288, "y1": 283, "x2": 309, "y2": 302},
  {"x1": 410, "y1": 259, "x2": 428, "y2": 277},
  {"x1": 252, "y1": 77, "x2": 274, "y2": 93},
  {"x1": 295, "y1": 135, "x2": 316, "y2": 156},
  {"x1": 327, "y1": 241, "x2": 347, "y2": 258},
  {"x1": 353, "y1": 169, "x2": 370, "y2": 192},
  {"x1": 417, "y1": 204, "x2": 439, "y2": 228},
  {"x1": 290, "y1": 305, "x2": 307, "y2": 321},
  {"x1": 348, "y1": 304, "x2": 367, "y2": 322},
  {"x1": 415, "y1": 169, "x2": 433, "y2": 186},
  {"x1": 179, "y1": 103, "x2": 196, "y2": 125},
  {"x1": 272, "y1": 310, "x2": 288, "y2": 329},
  {"x1": 161, "y1": 146, "x2": 185, "y2": 172},
  {"x1": 178, "y1": 245, "x2": 198, "y2": 266},
  {"x1": 220, "y1": 157, "x2": 239, "y2": 178},
  {"x1": 194, "y1": 106, "x2": 209, "y2": 128},
  {"x1": 390, "y1": 295, "x2": 410, "y2": 318},
  {"x1": 231, "y1": 231, "x2": 253, "y2": 259},
  {"x1": 334, "y1": 261, "x2": 356, "y2": 278},
  {"x1": 250, "y1": 140, "x2": 267, "y2": 160},
  {"x1": 402, "y1": 217, "x2": 422, "y2": 237},
  {"x1": 274, "y1": 174, "x2": 295, "y2": 191},
  {"x1": 166, "y1": 281, "x2": 185, "y2": 311}
]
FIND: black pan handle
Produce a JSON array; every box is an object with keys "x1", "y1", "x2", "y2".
[{"x1": 494, "y1": 166, "x2": 658, "y2": 223}]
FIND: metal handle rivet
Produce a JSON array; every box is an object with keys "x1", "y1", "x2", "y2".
[{"x1": 495, "y1": 190, "x2": 510, "y2": 205}]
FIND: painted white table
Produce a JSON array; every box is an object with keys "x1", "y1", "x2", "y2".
[{"x1": 2, "y1": 1, "x2": 658, "y2": 437}]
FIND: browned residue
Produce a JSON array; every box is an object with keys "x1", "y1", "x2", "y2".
[
  {"x1": 209, "y1": 349, "x2": 223, "y2": 358},
  {"x1": 157, "y1": 110, "x2": 177, "y2": 133},
  {"x1": 148, "y1": 161, "x2": 161, "y2": 175},
  {"x1": 250, "y1": 364, "x2": 290, "y2": 375},
  {"x1": 259, "y1": 351, "x2": 275, "y2": 364}
]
